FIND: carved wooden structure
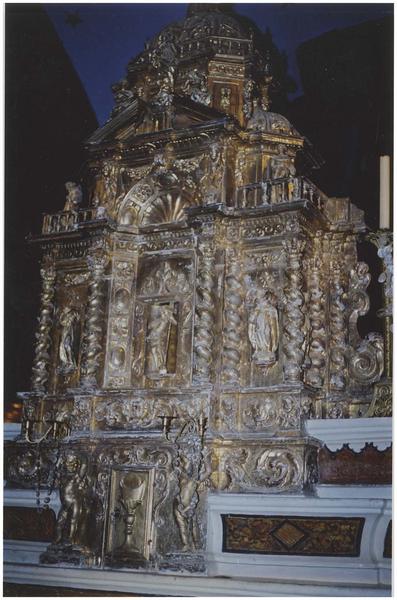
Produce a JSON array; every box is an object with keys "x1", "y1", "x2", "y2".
[{"x1": 6, "y1": 5, "x2": 388, "y2": 573}]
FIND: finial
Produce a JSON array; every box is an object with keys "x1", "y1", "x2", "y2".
[{"x1": 186, "y1": 3, "x2": 235, "y2": 17}]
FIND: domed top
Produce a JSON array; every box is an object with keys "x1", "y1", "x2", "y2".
[{"x1": 106, "y1": 3, "x2": 294, "y2": 132}]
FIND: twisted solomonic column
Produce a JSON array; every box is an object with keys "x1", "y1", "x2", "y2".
[
  {"x1": 305, "y1": 256, "x2": 326, "y2": 388},
  {"x1": 80, "y1": 252, "x2": 108, "y2": 387},
  {"x1": 329, "y1": 261, "x2": 348, "y2": 390},
  {"x1": 31, "y1": 259, "x2": 56, "y2": 392},
  {"x1": 222, "y1": 249, "x2": 243, "y2": 386},
  {"x1": 282, "y1": 238, "x2": 306, "y2": 382},
  {"x1": 193, "y1": 244, "x2": 217, "y2": 383}
]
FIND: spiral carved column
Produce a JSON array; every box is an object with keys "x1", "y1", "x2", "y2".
[
  {"x1": 193, "y1": 243, "x2": 216, "y2": 383},
  {"x1": 329, "y1": 262, "x2": 348, "y2": 390},
  {"x1": 282, "y1": 238, "x2": 306, "y2": 382},
  {"x1": 80, "y1": 253, "x2": 107, "y2": 387},
  {"x1": 305, "y1": 256, "x2": 326, "y2": 388},
  {"x1": 222, "y1": 249, "x2": 243, "y2": 386},
  {"x1": 31, "y1": 259, "x2": 56, "y2": 392}
]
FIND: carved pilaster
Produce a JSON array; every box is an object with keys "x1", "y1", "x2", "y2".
[
  {"x1": 282, "y1": 238, "x2": 306, "y2": 382},
  {"x1": 305, "y1": 255, "x2": 326, "y2": 388},
  {"x1": 329, "y1": 262, "x2": 348, "y2": 390},
  {"x1": 222, "y1": 249, "x2": 243, "y2": 386},
  {"x1": 31, "y1": 258, "x2": 56, "y2": 392},
  {"x1": 193, "y1": 243, "x2": 216, "y2": 383},
  {"x1": 80, "y1": 252, "x2": 108, "y2": 387}
]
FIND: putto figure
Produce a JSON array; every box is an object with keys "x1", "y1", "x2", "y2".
[{"x1": 55, "y1": 453, "x2": 90, "y2": 547}]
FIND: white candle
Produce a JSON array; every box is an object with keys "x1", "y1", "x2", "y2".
[{"x1": 379, "y1": 155, "x2": 391, "y2": 229}]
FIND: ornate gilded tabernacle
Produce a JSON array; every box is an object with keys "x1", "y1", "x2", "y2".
[{"x1": 6, "y1": 4, "x2": 389, "y2": 575}]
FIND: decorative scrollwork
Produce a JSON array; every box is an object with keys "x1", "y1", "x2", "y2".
[
  {"x1": 347, "y1": 263, "x2": 384, "y2": 385},
  {"x1": 254, "y1": 449, "x2": 302, "y2": 490}
]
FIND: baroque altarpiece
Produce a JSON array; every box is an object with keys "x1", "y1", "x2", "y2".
[{"x1": 5, "y1": 4, "x2": 392, "y2": 587}]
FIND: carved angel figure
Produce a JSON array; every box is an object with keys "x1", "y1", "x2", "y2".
[
  {"x1": 146, "y1": 303, "x2": 178, "y2": 375},
  {"x1": 248, "y1": 290, "x2": 279, "y2": 366},
  {"x1": 173, "y1": 454, "x2": 200, "y2": 552},
  {"x1": 63, "y1": 182, "x2": 82, "y2": 212},
  {"x1": 55, "y1": 453, "x2": 90, "y2": 546},
  {"x1": 58, "y1": 307, "x2": 79, "y2": 371}
]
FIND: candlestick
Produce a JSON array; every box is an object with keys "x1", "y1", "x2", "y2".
[{"x1": 379, "y1": 155, "x2": 391, "y2": 229}]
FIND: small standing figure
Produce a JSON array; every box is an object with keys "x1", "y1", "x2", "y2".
[
  {"x1": 55, "y1": 453, "x2": 90, "y2": 547},
  {"x1": 197, "y1": 143, "x2": 224, "y2": 203},
  {"x1": 59, "y1": 307, "x2": 79, "y2": 372},
  {"x1": 248, "y1": 290, "x2": 279, "y2": 366},
  {"x1": 92, "y1": 195, "x2": 108, "y2": 219},
  {"x1": 220, "y1": 87, "x2": 231, "y2": 111},
  {"x1": 270, "y1": 144, "x2": 296, "y2": 180},
  {"x1": 146, "y1": 303, "x2": 178, "y2": 375},
  {"x1": 63, "y1": 182, "x2": 82, "y2": 212}
]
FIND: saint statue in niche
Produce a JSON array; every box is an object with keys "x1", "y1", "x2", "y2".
[
  {"x1": 248, "y1": 290, "x2": 279, "y2": 366},
  {"x1": 58, "y1": 307, "x2": 80, "y2": 372},
  {"x1": 197, "y1": 143, "x2": 224, "y2": 204},
  {"x1": 146, "y1": 303, "x2": 178, "y2": 375}
]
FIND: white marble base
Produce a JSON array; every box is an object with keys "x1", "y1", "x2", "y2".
[
  {"x1": 305, "y1": 417, "x2": 392, "y2": 451},
  {"x1": 206, "y1": 486, "x2": 391, "y2": 589},
  {"x1": 3, "y1": 563, "x2": 391, "y2": 597}
]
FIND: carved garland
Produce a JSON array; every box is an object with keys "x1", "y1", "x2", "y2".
[
  {"x1": 282, "y1": 238, "x2": 306, "y2": 382},
  {"x1": 305, "y1": 256, "x2": 326, "y2": 388},
  {"x1": 193, "y1": 244, "x2": 216, "y2": 383},
  {"x1": 222, "y1": 249, "x2": 243, "y2": 385},
  {"x1": 31, "y1": 260, "x2": 56, "y2": 392},
  {"x1": 329, "y1": 262, "x2": 347, "y2": 390},
  {"x1": 80, "y1": 253, "x2": 108, "y2": 386}
]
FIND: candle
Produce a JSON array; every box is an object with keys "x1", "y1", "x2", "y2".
[{"x1": 379, "y1": 155, "x2": 391, "y2": 229}]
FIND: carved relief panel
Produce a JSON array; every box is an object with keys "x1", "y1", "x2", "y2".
[
  {"x1": 104, "y1": 251, "x2": 137, "y2": 388},
  {"x1": 131, "y1": 255, "x2": 194, "y2": 388},
  {"x1": 105, "y1": 467, "x2": 154, "y2": 565}
]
